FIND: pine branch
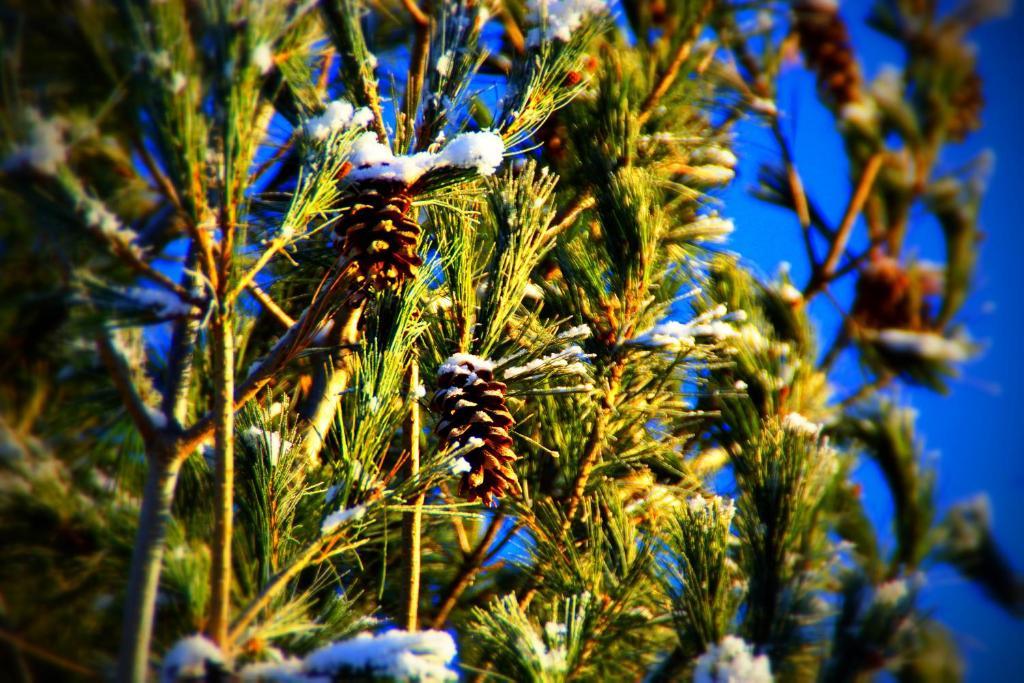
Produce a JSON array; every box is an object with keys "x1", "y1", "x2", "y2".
[
  {"x1": 95, "y1": 332, "x2": 161, "y2": 446},
  {"x1": 115, "y1": 456, "x2": 183, "y2": 682}
]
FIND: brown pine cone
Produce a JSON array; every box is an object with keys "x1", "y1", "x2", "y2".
[
  {"x1": 793, "y1": 0, "x2": 862, "y2": 108},
  {"x1": 432, "y1": 354, "x2": 521, "y2": 506},
  {"x1": 334, "y1": 179, "x2": 423, "y2": 291},
  {"x1": 852, "y1": 252, "x2": 938, "y2": 331}
]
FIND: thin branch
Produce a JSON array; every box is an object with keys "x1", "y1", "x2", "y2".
[
  {"x1": 180, "y1": 267, "x2": 355, "y2": 456},
  {"x1": 403, "y1": 0, "x2": 431, "y2": 148},
  {"x1": 562, "y1": 359, "x2": 626, "y2": 531},
  {"x1": 207, "y1": 310, "x2": 236, "y2": 649},
  {"x1": 96, "y1": 332, "x2": 160, "y2": 445},
  {"x1": 106, "y1": 237, "x2": 199, "y2": 305},
  {"x1": 769, "y1": 118, "x2": 815, "y2": 263},
  {"x1": 247, "y1": 281, "x2": 296, "y2": 328},
  {"x1": 431, "y1": 512, "x2": 505, "y2": 628},
  {"x1": 637, "y1": 0, "x2": 714, "y2": 125},
  {"x1": 805, "y1": 153, "x2": 884, "y2": 297},
  {"x1": 400, "y1": 0, "x2": 429, "y2": 27},
  {"x1": 0, "y1": 630, "x2": 98, "y2": 678},
  {"x1": 401, "y1": 355, "x2": 424, "y2": 631},
  {"x1": 299, "y1": 299, "x2": 365, "y2": 463},
  {"x1": 133, "y1": 133, "x2": 183, "y2": 213},
  {"x1": 543, "y1": 192, "x2": 595, "y2": 241},
  {"x1": 163, "y1": 244, "x2": 202, "y2": 423},
  {"x1": 840, "y1": 373, "x2": 893, "y2": 408},
  {"x1": 228, "y1": 528, "x2": 369, "y2": 644},
  {"x1": 439, "y1": 482, "x2": 472, "y2": 554},
  {"x1": 227, "y1": 234, "x2": 294, "y2": 304}
]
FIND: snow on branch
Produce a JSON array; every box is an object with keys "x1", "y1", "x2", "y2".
[
  {"x1": 303, "y1": 629, "x2": 458, "y2": 682},
  {"x1": 304, "y1": 98, "x2": 374, "y2": 141},
  {"x1": 633, "y1": 305, "x2": 742, "y2": 352},
  {"x1": 526, "y1": 0, "x2": 610, "y2": 44},
  {"x1": 693, "y1": 636, "x2": 773, "y2": 683},
  {"x1": 344, "y1": 130, "x2": 505, "y2": 185}
]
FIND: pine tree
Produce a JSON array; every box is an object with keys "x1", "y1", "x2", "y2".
[{"x1": 0, "y1": 1, "x2": 1019, "y2": 681}]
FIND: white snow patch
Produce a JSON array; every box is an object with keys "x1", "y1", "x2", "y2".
[
  {"x1": 321, "y1": 503, "x2": 368, "y2": 534},
  {"x1": 122, "y1": 287, "x2": 194, "y2": 317},
  {"x1": 303, "y1": 630, "x2": 457, "y2": 682},
  {"x1": 305, "y1": 98, "x2": 373, "y2": 141},
  {"x1": 238, "y1": 657, "x2": 303, "y2": 680},
  {"x1": 558, "y1": 324, "x2": 592, "y2": 340},
  {"x1": 693, "y1": 635, "x2": 773, "y2": 683},
  {"x1": 873, "y1": 578, "x2": 909, "y2": 606},
  {"x1": 635, "y1": 306, "x2": 738, "y2": 351},
  {"x1": 80, "y1": 196, "x2": 137, "y2": 243},
  {"x1": 436, "y1": 50, "x2": 455, "y2": 79},
  {"x1": 503, "y1": 345, "x2": 590, "y2": 380},
  {"x1": 161, "y1": 635, "x2": 223, "y2": 683},
  {"x1": 345, "y1": 130, "x2": 505, "y2": 185},
  {"x1": 439, "y1": 353, "x2": 495, "y2": 376},
  {"x1": 241, "y1": 426, "x2": 295, "y2": 466},
  {"x1": 875, "y1": 329, "x2": 972, "y2": 362},
  {"x1": 5, "y1": 108, "x2": 66, "y2": 176},
  {"x1": 689, "y1": 213, "x2": 735, "y2": 243},
  {"x1": 526, "y1": 0, "x2": 609, "y2": 44},
  {"x1": 252, "y1": 43, "x2": 274, "y2": 74},
  {"x1": 170, "y1": 72, "x2": 187, "y2": 94},
  {"x1": 778, "y1": 283, "x2": 803, "y2": 305},
  {"x1": 782, "y1": 412, "x2": 822, "y2": 439}
]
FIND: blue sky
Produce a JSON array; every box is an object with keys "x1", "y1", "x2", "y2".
[{"x1": 722, "y1": 4, "x2": 1024, "y2": 678}]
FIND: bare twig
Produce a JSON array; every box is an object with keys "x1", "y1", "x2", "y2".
[
  {"x1": 402, "y1": 355, "x2": 424, "y2": 631},
  {"x1": 562, "y1": 359, "x2": 626, "y2": 531},
  {"x1": 0, "y1": 629, "x2": 98, "y2": 678},
  {"x1": 96, "y1": 332, "x2": 160, "y2": 445},
  {"x1": 403, "y1": 0, "x2": 431, "y2": 147},
  {"x1": 637, "y1": 0, "x2": 715, "y2": 125},
  {"x1": 246, "y1": 281, "x2": 296, "y2": 328},
  {"x1": 431, "y1": 513, "x2": 505, "y2": 628},
  {"x1": 207, "y1": 310, "x2": 236, "y2": 649},
  {"x1": 544, "y1": 192, "x2": 596, "y2": 241},
  {"x1": 805, "y1": 153, "x2": 884, "y2": 297},
  {"x1": 299, "y1": 299, "x2": 365, "y2": 463}
]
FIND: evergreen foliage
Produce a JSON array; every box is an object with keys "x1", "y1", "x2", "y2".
[{"x1": 0, "y1": 0, "x2": 1018, "y2": 681}]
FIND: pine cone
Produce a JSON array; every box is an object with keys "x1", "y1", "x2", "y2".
[
  {"x1": 852, "y1": 252, "x2": 937, "y2": 331},
  {"x1": 432, "y1": 354, "x2": 521, "y2": 506},
  {"x1": 334, "y1": 179, "x2": 423, "y2": 292},
  {"x1": 793, "y1": 0, "x2": 861, "y2": 108},
  {"x1": 947, "y1": 70, "x2": 983, "y2": 142}
]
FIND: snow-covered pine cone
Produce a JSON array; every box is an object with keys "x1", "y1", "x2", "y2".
[
  {"x1": 334, "y1": 179, "x2": 422, "y2": 292},
  {"x1": 432, "y1": 354, "x2": 521, "y2": 506},
  {"x1": 793, "y1": 0, "x2": 861, "y2": 108}
]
